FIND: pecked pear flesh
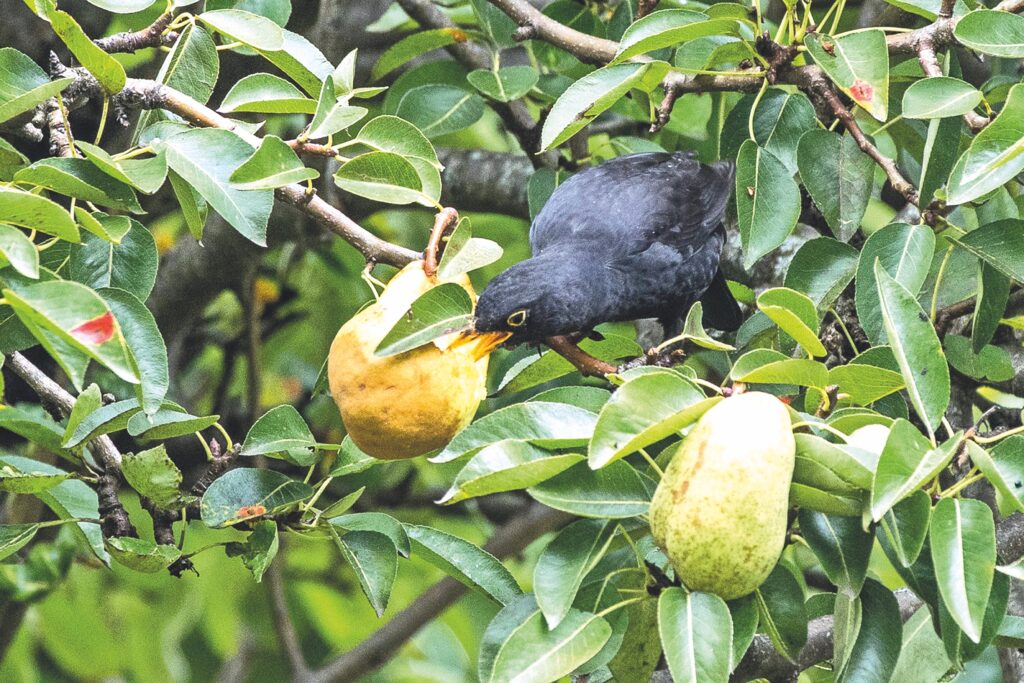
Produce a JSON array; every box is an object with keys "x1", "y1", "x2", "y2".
[
  {"x1": 328, "y1": 261, "x2": 490, "y2": 460},
  {"x1": 650, "y1": 392, "x2": 795, "y2": 600}
]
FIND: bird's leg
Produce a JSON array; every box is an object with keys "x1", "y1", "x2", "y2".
[{"x1": 545, "y1": 335, "x2": 617, "y2": 377}]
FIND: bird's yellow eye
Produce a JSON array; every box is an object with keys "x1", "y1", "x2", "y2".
[{"x1": 506, "y1": 310, "x2": 528, "y2": 327}]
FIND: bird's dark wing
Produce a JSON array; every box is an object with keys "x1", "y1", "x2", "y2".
[{"x1": 529, "y1": 152, "x2": 735, "y2": 258}]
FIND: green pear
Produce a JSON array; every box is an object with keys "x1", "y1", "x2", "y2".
[{"x1": 650, "y1": 391, "x2": 795, "y2": 599}]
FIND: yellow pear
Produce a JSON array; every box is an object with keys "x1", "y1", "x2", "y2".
[
  {"x1": 650, "y1": 392, "x2": 795, "y2": 599},
  {"x1": 328, "y1": 261, "x2": 495, "y2": 460}
]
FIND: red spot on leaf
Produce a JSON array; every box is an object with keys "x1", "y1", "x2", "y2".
[
  {"x1": 777, "y1": 395, "x2": 795, "y2": 405},
  {"x1": 236, "y1": 505, "x2": 266, "y2": 520},
  {"x1": 450, "y1": 29, "x2": 468, "y2": 42},
  {"x1": 849, "y1": 79, "x2": 873, "y2": 103},
  {"x1": 70, "y1": 312, "x2": 115, "y2": 345}
]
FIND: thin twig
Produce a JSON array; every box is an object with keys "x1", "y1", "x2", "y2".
[{"x1": 266, "y1": 560, "x2": 310, "y2": 678}]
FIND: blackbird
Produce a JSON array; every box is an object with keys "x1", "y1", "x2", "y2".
[{"x1": 474, "y1": 151, "x2": 742, "y2": 346}]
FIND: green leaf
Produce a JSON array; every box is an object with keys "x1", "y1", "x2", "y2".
[
  {"x1": 0, "y1": 48, "x2": 73, "y2": 124},
  {"x1": 947, "y1": 84, "x2": 1024, "y2": 205},
  {"x1": 396, "y1": 84, "x2": 486, "y2": 139},
  {"x1": 374, "y1": 283, "x2": 473, "y2": 356},
  {"x1": 930, "y1": 497, "x2": 996, "y2": 643},
  {"x1": 919, "y1": 115, "x2": 961, "y2": 208},
  {"x1": 0, "y1": 187, "x2": 78, "y2": 242},
  {"x1": 4, "y1": 281, "x2": 138, "y2": 385},
  {"x1": 432, "y1": 401, "x2": 597, "y2": 463},
  {"x1": 0, "y1": 224, "x2": 38, "y2": 279},
  {"x1": 120, "y1": 445, "x2": 188, "y2": 509},
  {"x1": 805, "y1": 30, "x2": 889, "y2": 121},
  {"x1": 0, "y1": 524, "x2": 39, "y2": 561},
  {"x1": 903, "y1": 77, "x2": 983, "y2": 119},
  {"x1": 797, "y1": 130, "x2": 874, "y2": 242},
  {"x1": 877, "y1": 489, "x2": 931, "y2": 568},
  {"x1": 353, "y1": 115, "x2": 441, "y2": 202},
  {"x1": 404, "y1": 524, "x2": 521, "y2": 604},
  {"x1": 588, "y1": 372, "x2": 708, "y2": 468},
  {"x1": 674, "y1": 301, "x2": 735, "y2": 351},
  {"x1": 200, "y1": 468, "x2": 313, "y2": 528},
  {"x1": 856, "y1": 223, "x2": 935, "y2": 344},
  {"x1": 259, "y1": 29, "x2": 332, "y2": 97},
  {"x1": 830, "y1": 363, "x2": 905, "y2": 406},
  {"x1": 0, "y1": 458, "x2": 71, "y2": 493},
  {"x1": 479, "y1": 595, "x2": 612, "y2": 683},
  {"x1": 330, "y1": 527, "x2": 396, "y2": 617},
  {"x1": 535, "y1": 519, "x2": 616, "y2": 629},
  {"x1": 133, "y1": 24, "x2": 219, "y2": 143},
  {"x1": 229, "y1": 519, "x2": 278, "y2": 582},
  {"x1": 439, "y1": 441, "x2": 582, "y2": 505},
  {"x1": 950, "y1": 219, "x2": 1024, "y2": 283},
  {"x1": 162, "y1": 128, "x2": 273, "y2": 245},
  {"x1": 799, "y1": 510, "x2": 873, "y2": 594},
  {"x1": 467, "y1": 66, "x2": 539, "y2": 102},
  {"x1": 229, "y1": 135, "x2": 318, "y2": 190},
  {"x1": 334, "y1": 151, "x2": 434, "y2": 206},
  {"x1": 372, "y1": 28, "x2": 471, "y2": 80},
  {"x1": 241, "y1": 404, "x2": 316, "y2": 458},
  {"x1": 497, "y1": 334, "x2": 641, "y2": 395},
  {"x1": 757, "y1": 287, "x2": 826, "y2": 357},
  {"x1": 327, "y1": 436, "x2": 378, "y2": 477},
  {"x1": 731, "y1": 349, "x2": 829, "y2": 388},
  {"x1": 0, "y1": 405, "x2": 74, "y2": 461},
  {"x1": 891, "y1": 607, "x2": 952, "y2": 682},
  {"x1": 972, "y1": 263, "x2": 1010, "y2": 352},
  {"x1": 106, "y1": 537, "x2": 181, "y2": 573},
  {"x1": 69, "y1": 222, "x2": 157, "y2": 302},
  {"x1": 15, "y1": 159, "x2": 142, "y2": 213},
  {"x1": 954, "y1": 10, "x2": 1024, "y2": 58},
  {"x1": 874, "y1": 264, "x2": 950, "y2": 435},
  {"x1": 220, "y1": 73, "x2": 316, "y2": 114},
  {"x1": 126, "y1": 406, "x2": 218, "y2": 441},
  {"x1": 63, "y1": 398, "x2": 140, "y2": 448},
  {"x1": 938, "y1": 569, "x2": 1008, "y2": 666},
  {"x1": 541, "y1": 63, "x2": 652, "y2": 151},
  {"x1": 658, "y1": 587, "x2": 733, "y2": 683},
  {"x1": 100, "y1": 288, "x2": 169, "y2": 415},
  {"x1": 945, "y1": 335, "x2": 1014, "y2": 382},
  {"x1": 871, "y1": 420, "x2": 956, "y2": 520},
  {"x1": 0, "y1": 454, "x2": 106, "y2": 563},
  {"x1": 722, "y1": 89, "x2": 818, "y2": 174},
  {"x1": 614, "y1": 10, "x2": 739, "y2": 62},
  {"x1": 75, "y1": 143, "x2": 168, "y2": 195},
  {"x1": 792, "y1": 434, "x2": 872, "y2": 515},
  {"x1": 166, "y1": 170, "x2": 208, "y2": 239},
  {"x1": 836, "y1": 579, "x2": 902, "y2": 682},
  {"x1": 754, "y1": 564, "x2": 808, "y2": 659},
  {"x1": 785, "y1": 237, "x2": 859, "y2": 308},
  {"x1": 735, "y1": 140, "x2": 801, "y2": 268},
  {"x1": 967, "y1": 438, "x2": 1024, "y2": 517},
  {"x1": 436, "y1": 218, "x2": 503, "y2": 279},
  {"x1": 48, "y1": 9, "x2": 126, "y2": 93},
  {"x1": 329, "y1": 512, "x2": 409, "y2": 557},
  {"x1": 308, "y1": 75, "x2": 368, "y2": 139},
  {"x1": 469, "y1": 0, "x2": 516, "y2": 47},
  {"x1": 528, "y1": 460, "x2": 650, "y2": 519},
  {"x1": 198, "y1": 9, "x2": 284, "y2": 51}
]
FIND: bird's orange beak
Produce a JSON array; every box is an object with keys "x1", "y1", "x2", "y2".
[{"x1": 450, "y1": 330, "x2": 512, "y2": 361}]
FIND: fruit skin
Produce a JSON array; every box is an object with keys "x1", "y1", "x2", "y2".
[
  {"x1": 328, "y1": 262, "x2": 488, "y2": 460},
  {"x1": 650, "y1": 391, "x2": 795, "y2": 600}
]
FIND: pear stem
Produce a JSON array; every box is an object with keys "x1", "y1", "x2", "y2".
[{"x1": 423, "y1": 207, "x2": 460, "y2": 281}]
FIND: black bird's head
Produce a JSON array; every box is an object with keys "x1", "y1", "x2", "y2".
[{"x1": 474, "y1": 255, "x2": 602, "y2": 345}]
